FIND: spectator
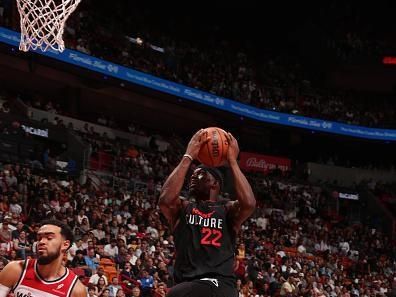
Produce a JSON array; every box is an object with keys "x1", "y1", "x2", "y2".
[
  {"x1": 120, "y1": 261, "x2": 138, "y2": 288},
  {"x1": 11, "y1": 221, "x2": 25, "y2": 240},
  {"x1": 71, "y1": 250, "x2": 88, "y2": 271},
  {"x1": 0, "y1": 196, "x2": 9, "y2": 213},
  {"x1": 139, "y1": 269, "x2": 154, "y2": 297},
  {"x1": 99, "y1": 288, "x2": 110, "y2": 297},
  {"x1": 68, "y1": 238, "x2": 84, "y2": 262},
  {"x1": 153, "y1": 282, "x2": 167, "y2": 297},
  {"x1": 7, "y1": 249, "x2": 17, "y2": 261},
  {"x1": 80, "y1": 232, "x2": 90, "y2": 250},
  {"x1": 92, "y1": 222, "x2": 106, "y2": 241},
  {"x1": 9, "y1": 195, "x2": 22, "y2": 216},
  {"x1": 131, "y1": 286, "x2": 141, "y2": 297},
  {"x1": 0, "y1": 258, "x2": 7, "y2": 272},
  {"x1": 88, "y1": 284, "x2": 98, "y2": 297},
  {"x1": 339, "y1": 240, "x2": 350, "y2": 256},
  {"x1": 146, "y1": 222, "x2": 159, "y2": 240},
  {"x1": 84, "y1": 247, "x2": 100, "y2": 276},
  {"x1": 236, "y1": 243, "x2": 246, "y2": 261},
  {"x1": 108, "y1": 276, "x2": 122, "y2": 297},
  {"x1": 76, "y1": 209, "x2": 89, "y2": 225},
  {"x1": 280, "y1": 274, "x2": 297, "y2": 296},
  {"x1": 13, "y1": 230, "x2": 31, "y2": 259},
  {"x1": 79, "y1": 217, "x2": 90, "y2": 233},
  {"x1": 0, "y1": 247, "x2": 8, "y2": 264},
  {"x1": 104, "y1": 238, "x2": 119, "y2": 259},
  {"x1": 5, "y1": 170, "x2": 17, "y2": 188},
  {"x1": 95, "y1": 277, "x2": 107, "y2": 297},
  {"x1": 89, "y1": 266, "x2": 108, "y2": 286},
  {"x1": 0, "y1": 219, "x2": 12, "y2": 246}
]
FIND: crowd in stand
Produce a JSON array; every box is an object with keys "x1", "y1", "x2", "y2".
[
  {"x1": 317, "y1": 2, "x2": 396, "y2": 65},
  {"x1": 63, "y1": 3, "x2": 395, "y2": 129},
  {"x1": 1, "y1": 2, "x2": 396, "y2": 128},
  {"x1": 65, "y1": 3, "x2": 396, "y2": 129},
  {"x1": 1, "y1": 103, "x2": 396, "y2": 296},
  {"x1": 0, "y1": 139, "x2": 395, "y2": 297}
]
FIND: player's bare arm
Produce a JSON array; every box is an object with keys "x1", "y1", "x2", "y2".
[
  {"x1": 159, "y1": 129, "x2": 208, "y2": 229},
  {"x1": 0, "y1": 261, "x2": 24, "y2": 296},
  {"x1": 225, "y1": 133, "x2": 256, "y2": 233},
  {"x1": 71, "y1": 280, "x2": 87, "y2": 297}
]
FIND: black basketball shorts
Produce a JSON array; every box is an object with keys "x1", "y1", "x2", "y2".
[{"x1": 166, "y1": 277, "x2": 237, "y2": 297}]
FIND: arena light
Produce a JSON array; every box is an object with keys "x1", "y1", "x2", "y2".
[
  {"x1": 126, "y1": 36, "x2": 165, "y2": 53},
  {"x1": 150, "y1": 44, "x2": 164, "y2": 53},
  {"x1": 126, "y1": 36, "x2": 144, "y2": 46},
  {"x1": 136, "y1": 37, "x2": 143, "y2": 46}
]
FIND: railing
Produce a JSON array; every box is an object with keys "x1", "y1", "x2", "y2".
[
  {"x1": 26, "y1": 106, "x2": 170, "y2": 152},
  {"x1": 85, "y1": 169, "x2": 149, "y2": 195}
]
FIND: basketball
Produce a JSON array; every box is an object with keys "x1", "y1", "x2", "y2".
[{"x1": 197, "y1": 127, "x2": 229, "y2": 167}]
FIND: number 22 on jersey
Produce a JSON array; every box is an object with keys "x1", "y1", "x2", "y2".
[{"x1": 200, "y1": 227, "x2": 222, "y2": 247}]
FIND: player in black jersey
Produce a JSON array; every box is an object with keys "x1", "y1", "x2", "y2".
[{"x1": 159, "y1": 129, "x2": 256, "y2": 297}]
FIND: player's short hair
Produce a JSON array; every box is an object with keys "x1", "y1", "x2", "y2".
[{"x1": 40, "y1": 219, "x2": 74, "y2": 249}]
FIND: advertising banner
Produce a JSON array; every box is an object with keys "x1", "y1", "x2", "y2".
[
  {"x1": 239, "y1": 152, "x2": 291, "y2": 173},
  {"x1": 338, "y1": 192, "x2": 359, "y2": 201}
]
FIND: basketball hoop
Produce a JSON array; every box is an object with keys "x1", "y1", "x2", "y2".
[{"x1": 16, "y1": 0, "x2": 81, "y2": 52}]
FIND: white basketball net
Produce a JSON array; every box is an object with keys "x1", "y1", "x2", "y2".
[{"x1": 16, "y1": 0, "x2": 81, "y2": 52}]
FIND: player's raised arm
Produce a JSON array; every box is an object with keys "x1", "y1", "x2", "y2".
[
  {"x1": 159, "y1": 129, "x2": 208, "y2": 229},
  {"x1": 226, "y1": 133, "x2": 256, "y2": 233}
]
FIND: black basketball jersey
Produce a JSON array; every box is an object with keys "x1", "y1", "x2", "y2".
[{"x1": 173, "y1": 199, "x2": 236, "y2": 283}]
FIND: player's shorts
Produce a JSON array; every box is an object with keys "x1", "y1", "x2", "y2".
[{"x1": 166, "y1": 276, "x2": 237, "y2": 297}]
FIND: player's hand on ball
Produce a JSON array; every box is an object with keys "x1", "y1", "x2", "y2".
[
  {"x1": 226, "y1": 132, "x2": 239, "y2": 163},
  {"x1": 185, "y1": 129, "x2": 210, "y2": 160}
]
